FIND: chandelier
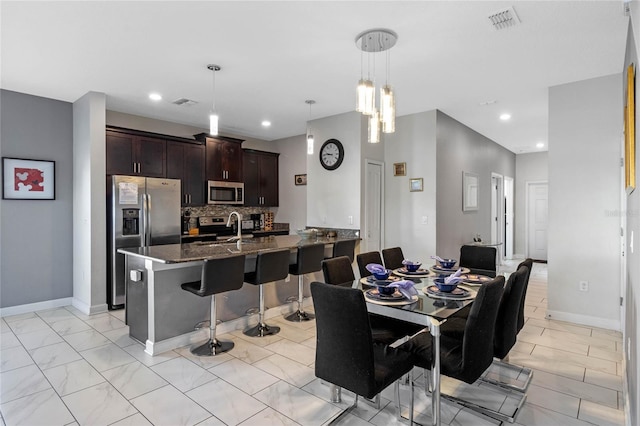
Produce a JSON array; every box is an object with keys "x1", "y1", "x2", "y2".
[{"x1": 355, "y1": 29, "x2": 397, "y2": 143}]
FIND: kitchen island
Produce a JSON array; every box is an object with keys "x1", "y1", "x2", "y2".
[{"x1": 118, "y1": 235, "x2": 358, "y2": 355}]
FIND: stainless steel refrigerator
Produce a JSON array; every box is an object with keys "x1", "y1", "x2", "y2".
[{"x1": 107, "y1": 175, "x2": 181, "y2": 309}]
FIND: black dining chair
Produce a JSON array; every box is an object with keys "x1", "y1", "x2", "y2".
[
  {"x1": 439, "y1": 264, "x2": 535, "y2": 399},
  {"x1": 321, "y1": 255, "x2": 423, "y2": 345},
  {"x1": 516, "y1": 258, "x2": 534, "y2": 333},
  {"x1": 459, "y1": 244, "x2": 497, "y2": 277},
  {"x1": 399, "y1": 275, "x2": 507, "y2": 423},
  {"x1": 356, "y1": 251, "x2": 384, "y2": 279},
  {"x1": 326, "y1": 239, "x2": 356, "y2": 262},
  {"x1": 382, "y1": 247, "x2": 405, "y2": 270},
  {"x1": 310, "y1": 281, "x2": 415, "y2": 424}
]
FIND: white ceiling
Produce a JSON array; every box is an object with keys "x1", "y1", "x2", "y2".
[{"x1": 0, "y1": 1, "x2": 629, "y2": 153}]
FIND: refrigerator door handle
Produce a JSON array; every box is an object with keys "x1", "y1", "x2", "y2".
[{"x1": 143, "y1": 193, "x2": 151, "y2": 246}]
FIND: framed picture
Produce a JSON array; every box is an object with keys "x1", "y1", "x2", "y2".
[
  {"x1": 625, "y1": 63, "x2": 636, "y2": 194},
  {"x1": 463, "y1": 171, "x2": 479, "y2": 211},
  {"x1": 393, "y1": 162, "x2": 406, "y2": 176},
  {"x1": 2, "y1": 157, "x2": 56, "y2": 200},
  {"x1": 409, "y1": 178, "x2": 423, "y2": 192},
  {"x1": 294, "y1": 174, "x2": 307, "y2": 186}
]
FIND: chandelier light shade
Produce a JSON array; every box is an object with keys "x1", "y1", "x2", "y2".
[
  {"x1": 207, "y1": 64, "x2": 221, "y2": 136},
  {"x1": 305, "y1": 100, "x2": 316, "y2": 155},
  {"x1": 368, "y1": 108, "x2": 381, "y2": 144},
  {"x1": 380, "y1": 84, "x2": 395, "y2": 133},
  {"x1": 356, "y1": 78, "x2": 375, "y2": 115},
  {"x1": 355, "y1": 28, "x2": 397, "y2": 143}
]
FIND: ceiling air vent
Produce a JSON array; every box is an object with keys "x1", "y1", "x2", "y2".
[
  {"x1": 488, "y1": 6, "x2": 520, "y2": 30},
  {"x1": 171, "y1": 98, "x2": 198, "y2": 106}
]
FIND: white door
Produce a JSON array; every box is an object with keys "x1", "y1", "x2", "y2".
[
  {"x1": 527, "y1": 182, "x2": 548, "y2": 260},
  {"x1": 491, "y1": 173, "x2": 504, "y2": 261},
  {"x1": 504, "y1": 176, "x2": 514, "y2": 259},
  {"x1": 364, "y1": 160, "x2": 384, "y2": 252}
]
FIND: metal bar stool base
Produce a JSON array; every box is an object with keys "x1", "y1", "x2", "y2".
[
  {"x1": 190, "y1": 338, "x2": 234, "y2": 356},
  {"x1": 243, "y1": 323, "x2": 280, "y2": 337},
  {"x1": 284, "y1": 310, "x2": 315, "y2": 322}
]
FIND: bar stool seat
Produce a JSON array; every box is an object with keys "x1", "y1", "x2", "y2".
[
  {"x1": 244, "y1": 249, "x2": 290, "y2": 337},
  {"x1": 181, "y1": 255, "x2": 245, "y2": 356},
  {"x1": 285, "y1": 243, "x2": 325, "y2": 322}
]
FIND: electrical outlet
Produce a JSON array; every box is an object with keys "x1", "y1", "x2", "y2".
[
  {"x1": 421, "y1": 216, "x2": 428, "y2": 225},
  {"x1": 579, "y1": 281, "x2": 589, "y2": 292},
  {"x1": 348, "y1": 215, "x2": 353, "y2": 225}
]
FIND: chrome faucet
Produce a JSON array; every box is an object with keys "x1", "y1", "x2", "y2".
[{"x1": 226, "y1": 211, "x2": 242, "y2": 242}]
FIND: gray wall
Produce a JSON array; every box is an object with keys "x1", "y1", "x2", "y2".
[
  {"x1": 547, "y1": 74, "x2": 621, "y2": 328},
  {"x1": 625, "y1": 13, "x2": 639, "y2": 426},
  {"x1": 384, "y1": 111, "x2": 437, "y2": 261},
  {"x1": 514, "y1": 152, "x2": 548, "y2": 256},
  {"x1": 435, "y1": 111, "x2": 516, "y2": 259},
  {"x1": 273, "y1": 133, "x2": 307, "y2": 233},
  {"x1": 0, "y1": 90, "x2": 74, "y2": 307}
]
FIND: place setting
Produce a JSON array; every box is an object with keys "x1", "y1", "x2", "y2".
[
  {"x1": 423, "y1": 268, "x2": 476, "y2": 300},
  {"x1": 392, "y1": 259, "x2": 432, "y2": 278},
  {"x1": 362, "y1": 263, "x2": 419, "y2": 305},
  {"x1": 429, "y1": 256, "x2": 470, "y2": 276}
]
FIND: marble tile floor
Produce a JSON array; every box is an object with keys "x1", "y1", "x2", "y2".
[{"x1": 0, "y1": 262, "x2": 627, "y2": 425}]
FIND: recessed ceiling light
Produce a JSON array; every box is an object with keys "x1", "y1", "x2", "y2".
[
  {"x1": 536, "y1": 142, "x2": 545, "y2": 149},
  {"x1": 149, "y1": 93, "x2": 162, "y2": 101},
  {"x1": 261, "y1": 120, "x2": 271, "y2": 127},
  {"x1": 499, "y1": 113, "x2": 511, "y2": 121}
]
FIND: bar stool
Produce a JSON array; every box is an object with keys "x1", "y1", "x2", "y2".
[
  {"x1": 180, "y1": 255, "x2": 245, "y2": 356},
  {"x1": 326, "y1": 239, "x2": 356, "y2": 262},
  {"x1": 285, "y1": 243, "x2": 325, "y2": 322},
  {"x1": 244, "y1": 249, "x2": 290, "y2": 337}
]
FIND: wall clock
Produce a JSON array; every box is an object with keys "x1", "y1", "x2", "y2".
[{"x1": 319, "y1": 139, "x2": 344, "y2": 171}]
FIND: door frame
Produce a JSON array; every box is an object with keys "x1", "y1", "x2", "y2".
[
  {"x1": 525, "y1": 180, "x2": 549, "y2": 259},
  {"x1": 364, "y1": 159, "x2": 385, "y2": 252},
  {"x1": 504, "y1": 176, "x2": 514, "y2": 260},
  {"x1": 491, "y1": 172, "x2": 504, "y2": 262}
]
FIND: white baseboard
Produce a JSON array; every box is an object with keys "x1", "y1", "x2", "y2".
[
  {"x1": 71, "y1": 298, "x2": 108, "y2": 316},
  {"x1": 0, "y1": 297, "x2": 74, "y2": 317},
  {"x1": 546, "y1": 309, "x2": 621, "y2": 331}
]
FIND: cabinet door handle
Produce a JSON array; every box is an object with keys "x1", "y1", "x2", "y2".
[{"x1": 188, "y1": 194, "x2": 191, "y2": 204}]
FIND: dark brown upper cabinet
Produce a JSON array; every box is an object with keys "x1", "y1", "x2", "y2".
[
  {"x1": 194, "y1": 133, "x2": 244, "y2": 182},
  {"x1": 166, "y1": 141, "x2": 206, "y2": 206},
  {"x1": 106, "y1": 130, "x2": 166, "y2": 177},
  {"x1": 243, "y1": 149, "x2": 279, "y2": 207}
]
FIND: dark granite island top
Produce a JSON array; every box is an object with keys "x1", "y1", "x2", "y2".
[
  {"x1": 117, "y1": 234, "x2": 359, "y2": 355},
  {"x1": 117, "y1": 234, "x2": 358, "y2": 263}
]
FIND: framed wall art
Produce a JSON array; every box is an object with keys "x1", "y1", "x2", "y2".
[
  {"x1": 410, "y1": 178, "x2": 423, "y2": 192},
  {"x1": 2, "y1": 157, "x2": 56, "y2": 200},
  {"x1": 393, "y1": 162, "x2": 406, "y2": 176},
  {"x1": 625, "y1": 63, "x2": 636, "y2": 194},
  {"x1": 462, "y1": 171, "x2": 479, "y2": 211},
  {"x1": 294, "y1": 174, "x2": 307, "y2": 186}
]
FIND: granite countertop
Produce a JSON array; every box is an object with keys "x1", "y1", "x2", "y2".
[{"x1": 118, "y1": 234, "x2": 358, "y2": 264}]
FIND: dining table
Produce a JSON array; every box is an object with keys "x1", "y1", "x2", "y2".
[{"x1": 353, "y1": 267, "x2": 481, "y2": 426}]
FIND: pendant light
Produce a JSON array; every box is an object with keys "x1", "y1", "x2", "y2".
[
  {"x1": 305, "y1": 100, "x2": 315, "y2": 155},
  {"x1": 207, "y1": 64, "x2": 221, "y2": 136},
  {"x1": 355, "y1": 29, "x2": 397, "y2": 142}
]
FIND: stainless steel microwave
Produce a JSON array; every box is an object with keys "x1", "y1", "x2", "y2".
[{"x1": 207, "y1": 180, "x2": 244, "y2": 205}]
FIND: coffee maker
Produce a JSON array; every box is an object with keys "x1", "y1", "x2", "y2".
[{"x1": 250, "y1": 213, "x2": 263, "y2": 230}]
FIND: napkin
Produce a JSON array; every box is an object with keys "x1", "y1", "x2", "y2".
[
  {"x1": 402, "y1": 259, "x2": 419, "y2": 266},
  {"x1": 430, "y1": 255, "x2": 446, "y2": 263},
  {"x1": 444, "y1": 268, "x2": 464, "y2": 285},
  {"x1": 365, "y1": 263, "x2": 386, "y2": 274},
  {"x1": 388, "y1": 280, "x2": 418, "y2": 299}
]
